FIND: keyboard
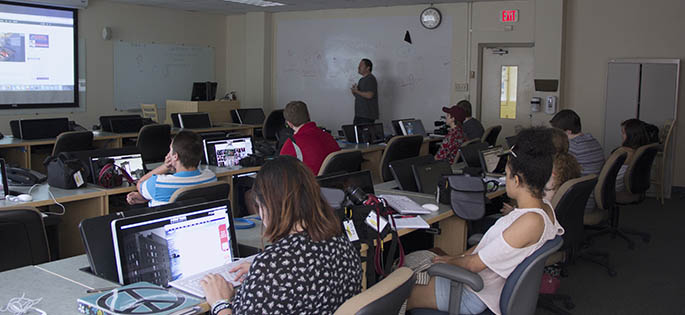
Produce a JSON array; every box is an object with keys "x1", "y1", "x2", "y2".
[{"x1": 168, "y1": 254, "x2": 257, "y2": 297}]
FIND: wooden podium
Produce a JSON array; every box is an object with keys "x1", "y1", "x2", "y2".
[{"x1": 165, "y1": 100, "x2": 240, "y2": 125}]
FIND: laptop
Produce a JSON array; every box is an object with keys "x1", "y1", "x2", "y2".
[
  {"x1": 111, "y1": 200, "x2": 241, "y2": 296},
  {"x1": 178, "y1": 112, "x2": 212, "y2": 129},
  {"x1": 203, "y1": 136, "x2": 254, "y2": 167},
  {"x1": 109, "y1": 117, "x2": 145, "y2": 133},
  {"x1": 392, "y1": 118, "x2": 414, "y2": 136},
  {"x1": 479, "y1": 146, "x2": 507, "y2": 177},
  {"x1": 318, "y1": 170, "x2": 375, "y2": 198},
  {"x1": 388, "y1": 155, "x2": 435, "y2": 192},
  {"x1": 99, "y1": 115, "x2": 141, "y2": 132},
  {"x1": 341, "y1": 124, "x2": 358, "y2": 143},
  {"x1": 90, "y1": 153, "x2": 147, "y2": 185},
  {"x1": 355, "y1": 123, "x2": 385, "y2": 144},
  {"x1": 459, "y1": 142, "x2": 490, "y2": 168},
  {"x1": 232, "y1": 109, "x2": 266, "y2": 125},
  {"x1": 411, "y1": 159, "x2": 453, "y2": 195},
  {"x1": 0, "y1": 158, "x2": 21, "y2": 200},
  {"x1": 79, "y1": 198, "x2": 207, "y2": 282},
  {"x1": 399, "y1": 119, "x2": 427, "y2": 136}
]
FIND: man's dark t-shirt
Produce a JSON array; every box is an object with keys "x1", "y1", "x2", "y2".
[{"x1": 355, "y1": 74, "x2": 379, "y2": 120}]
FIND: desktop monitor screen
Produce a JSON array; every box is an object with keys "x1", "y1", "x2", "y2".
[
  {"x1": 111, "y1": 200, "x2": 238, "y2": 285},
  {"x1": 317, "y1": 170, "x2": 375, "y2": 197},
  {"x1": 90, "y1": 153, "x2": 146, "y2": 184},
  {"x1": 191, "y1": 82, "x2": 217, "y2": 101},
  {"x1": 203, "y1": 136, "x2": 254, "y2": 167},
  {"x1": 400, "y1": 119, "x2": 427, "y2": 136}
]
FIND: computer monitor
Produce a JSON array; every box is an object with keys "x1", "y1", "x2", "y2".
[
  {"x1": 99, "y1": 115, "x2": 141, "y2": 132},
  {"x1": 203, "y1": 136, "x2": 254, "y2": 167},
  {"x1": 411, "y1": 159, "x2": 453, "y2": 194},
  {"x1": 391, "y1": 118, "x2": 414, "y2": 136},
  {"x1": 111, "y1": 199, "x2": 239, "y2": 285},
  {"x1": 90, "y1": 153, "x2": 147, "y2": 184},
  {"x1": 356, "y1": 123, "x2": 385, "y2": 144},
  {"x1": 109, "y1": 117, "x2": 145, "y2": 133},
  {"x1": 317, "y1": 170, "x2": 375, "y2": 198},
  {"x1": 232, "y1": 108, "x2": 266, "y2": 125},
  {"x1": 178, "y1": 112, "x2": 212, "y2": 129},
  {"x1": 399, "y1": 119, "x2": 427, "y2": 136},
  {"x1": 479, "y1": 146, "x2": 507, "y2": 175},
  {"x1": 191, "y1": 82, "x2": 218, "y2": 101}
]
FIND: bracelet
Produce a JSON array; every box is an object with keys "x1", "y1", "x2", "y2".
[{"x1": 211, "y1": 299, "x2": 231, "y2": 315}]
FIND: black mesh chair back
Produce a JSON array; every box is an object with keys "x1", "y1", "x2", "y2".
[
  {"x1": 379, "y1": 135, "x2": 424, "y2": 182},
  {"x1": 169, "y1": 181, "x2": 231, "y2": 203},
  {"x1": 551, "y1": 175, "x2": 597, "y2": 251},
  {"x1": 52, "y1": 131, "x2": 94, "y2": 155},
  {"x1": 0, "y1": 209, "x2": 50, "y2": 272},
  {"x1": 137, "y1": 124, "x2": 171, "y2": 164},
  {"x1": 262, "y1": 109, "x2": 286, "y2": 141},
  {"x1": 624, "y1": 143, "x2": 659, "y2": 194},
  {"x1": 482, "y1": 125, "x2": 502, "y2": 146},
  {"x1": 318, "y1": 150, "x2": 364, "y2": 176},
  {"x1": 594, "y1": 150, "x2": 628, "y2": 211}
]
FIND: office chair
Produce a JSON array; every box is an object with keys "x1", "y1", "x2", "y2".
[
  {"x1": 318, "y1": 149, "x2": 364, "y2": 176},
  {"x1": 140, "y1": 103, "x2": 159, "y2": 122},
  {"x1": 52, "y1": 131, "x2": 94, "y2": 155},
  {"x1": 538, "y1": 175, "x2": 599, "y2": 314},
  {"x1": 389, "y1": 155, "x2": 435, "y2": 192},
  {"x1": 169, "y1": 181, "x2": 230, "y2": 203},
  {"x1": 609, "y1": 143, "x2": 659, "y2": 248},
  {"x1": 408, "y1": 236, "x2": 563, "y2": 315},
  {"x1": 379, "y1": 135, "x2": 424, "y2": 182},
  {"x1": 137, "y1": 124, "x2": 171, "y2": 165},
  {"x1": 334, "y1": 267, "x2": 415, "y2": 315},
  {"x1": 262, "y1": 109, "x2": 286, "y2": 142},
  {"x1": 651, "y1": 120, "x2": 676, "y2": 205},
  {"x1": 454, "y1": 138, "x2": 481, "y2": 164},
  {"x1": 0, "y1": 208, "x2": 51, "y2": 272},
  {"x1": 481, "y1": 125, "x2": 502, "y2": 146},
  {"x1": 584, "y1": 150, "x2": 628, "y2": 246}
]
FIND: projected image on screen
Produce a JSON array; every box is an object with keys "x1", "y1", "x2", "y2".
[{"x1": 0, "y1": 3, "x2": 77, "y2": 108}]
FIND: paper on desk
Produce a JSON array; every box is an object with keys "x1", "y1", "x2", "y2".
[
  {"x1": 391, "y1": 216, "x2": 430, "y2": 230},
  {"x1": 379, "y1": 194, "x2": 431, "y2": 214}
]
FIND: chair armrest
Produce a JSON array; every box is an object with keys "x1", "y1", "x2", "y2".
[{"x1": 427, "y1": 263, "x2": 484, "y2": 291}]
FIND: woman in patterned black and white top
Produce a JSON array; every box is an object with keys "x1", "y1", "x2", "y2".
[{"x1": 201, "y1": 155, "x2": 362, "y2": 315}]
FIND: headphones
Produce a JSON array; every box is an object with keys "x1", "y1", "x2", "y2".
[
  {"x1": 98, "y1": 163, "x2": 135, "y2": 188},
  {"x1": 484, "y1": 180, "x2": 501, "y2": 192}
]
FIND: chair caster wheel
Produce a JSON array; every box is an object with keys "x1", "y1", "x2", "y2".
[{"x1": 564, "y1": 302, "x2": 575, "y2": 310}]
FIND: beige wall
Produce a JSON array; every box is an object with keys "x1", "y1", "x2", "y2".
[
  {"x1": 563, "y1": 0, "x2": 685, "y2": 185},
  {"x1": 0, "y1": 0, "x2": 227, "y2": 134}
]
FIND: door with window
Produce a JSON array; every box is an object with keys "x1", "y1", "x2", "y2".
[{"x1": 479, "y1": 47, "x2": 534, "y2": 145}]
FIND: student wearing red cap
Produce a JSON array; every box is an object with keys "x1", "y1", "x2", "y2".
[{"x1": 435, "y1": 105, "x2": 467, "y2": 164}]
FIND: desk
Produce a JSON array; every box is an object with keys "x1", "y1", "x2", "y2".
[
  {"x1": 0, "y1": 255, "x2": 208, "y2": 314},
  {"x1": 0, "y1": 123, "x2": 259, "y2": 171}
]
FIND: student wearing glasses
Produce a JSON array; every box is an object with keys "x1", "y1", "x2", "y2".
[
  {"x1": 200, "y1": 156, "x2": 362, "y2": 315},
  {"x1": 407, "y1": 127, "x2": 564, "y2": 315}
]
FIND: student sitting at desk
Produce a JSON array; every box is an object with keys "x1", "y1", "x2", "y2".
[
  {"x1": 200, "y1": 156, "x2": 362, "y2": 315},
  {"x1": 126, "y1": 130, "x2": 216, "y2": 206},
  {"x1": 456, "y1": 100, "x2": 485, "y2": 140},
  {"x1": 614, "y1": 118, "x2": 651, "y2": 192},
  {"x1": 406, "y1": 127, "x2": 564, "y2": 315},
  {"x1": 280, "y1": 101, "x2": 340, "y2": 175},
  {"x1": 435, "y1": 105, "x2": 467, "y2": 164}
]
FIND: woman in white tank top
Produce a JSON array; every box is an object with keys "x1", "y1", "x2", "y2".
[{"x1": 407, "y1": 127, "x2": 565, "y2": 315}]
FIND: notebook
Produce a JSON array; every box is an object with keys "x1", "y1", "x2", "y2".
[
  {"x1": 479, "y1": 146, "x2": 507, "y2": 177},
  {"x1": 399, "y1": 119, "x2": 427, "y2": 137},
  {"x1": 203, "y1": 136, "x2": 254, "y2": 167},
  {"x1": 111, "y1": 200, "x2": 241, "y2": 294},
  {"x1": 90, "y1": 153, "x2": 147, "y2": 184}
]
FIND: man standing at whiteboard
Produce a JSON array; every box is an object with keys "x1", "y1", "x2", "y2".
[{"x1": 351, "y1": 58, "x2": 379, "y2": 125}]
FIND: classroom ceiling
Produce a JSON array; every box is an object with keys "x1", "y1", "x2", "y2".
[{"x1": 105, "y1": 0, "x2": 488, "y2": 15}]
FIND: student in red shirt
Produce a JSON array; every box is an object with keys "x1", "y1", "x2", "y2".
[
  {"x1": 280, "y1": 101, "x2": 341, "y2": 175},
  {"x1": 435, "y1": 105, "x2": 467, "y2": 165}
]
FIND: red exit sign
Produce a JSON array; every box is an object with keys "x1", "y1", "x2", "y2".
[{"x1": 501, "y1": 10, "x2": 518, "y2": 22}]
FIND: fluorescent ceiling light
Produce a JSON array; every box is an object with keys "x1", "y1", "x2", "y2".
[{"x1": 224, "y1": 0, "x2": 285, "y2": 7}]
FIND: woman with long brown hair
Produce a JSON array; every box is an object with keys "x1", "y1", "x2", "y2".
[{"x1": 201, "y1": 155, "x2": 362, "y2": 315}]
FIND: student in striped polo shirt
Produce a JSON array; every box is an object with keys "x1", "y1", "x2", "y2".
[
  {"x1": 550, "y1": 109, "x2": 605, "y2": 213},
  {"x1": 126, "y1": 130, "x2": 216, "y2": 207}
]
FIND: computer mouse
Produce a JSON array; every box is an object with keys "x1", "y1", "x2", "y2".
[
  {"x1": 422, "y1": 203, "x2": 439, "y2": 211},
  {"x1": 17, "y1": 194, "x2": 33, "y2": 202}
]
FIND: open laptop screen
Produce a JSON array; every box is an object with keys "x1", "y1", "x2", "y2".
[
  {"x1": 111, "y1": 200, "x2": 238, "y2": 285},
  {"x1": 400, "y1": 119, "x2": 427, "y2": 136},
  {"x1": 90, "y1": 153, "x2": 146, "y2": 184},
  {"x1": 235, "y1": 109, "x2": 266, "y2": 125},
  {"x1": 356, "y1": 123, "x2": 385, "y2": 144},
  {"x1": 179, "y1": 113, "x2": 212, "y2": 129},
  {"x1": 479, "y1": 146, "x2": 506, "y2": 174},
  {"x1": 203, "y1": 136, "x2": 254, "y2": 167}
]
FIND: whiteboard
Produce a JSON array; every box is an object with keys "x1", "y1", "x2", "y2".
[
  {"x1": 114, "y1": 41, "x2": 214, "y2": 111},
  {"x1": 275, "y1": 16, "x2": 452, "y2": 133}
]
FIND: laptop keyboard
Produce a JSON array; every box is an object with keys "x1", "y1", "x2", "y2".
[{"x1": 169, "y1": 254, "x2": 257, "y2": 297}]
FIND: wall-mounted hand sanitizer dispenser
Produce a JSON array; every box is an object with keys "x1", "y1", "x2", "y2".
[
  {"x1": 531, "y1": 97, "x2": 541, "y2": 112},
  {"x1": 545, "y1": 96, "x2": 558, "y2": 114}
]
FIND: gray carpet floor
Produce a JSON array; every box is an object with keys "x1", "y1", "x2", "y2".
[{"x1": 536, "y1": 192, "x2": 685, "y2": 315}]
